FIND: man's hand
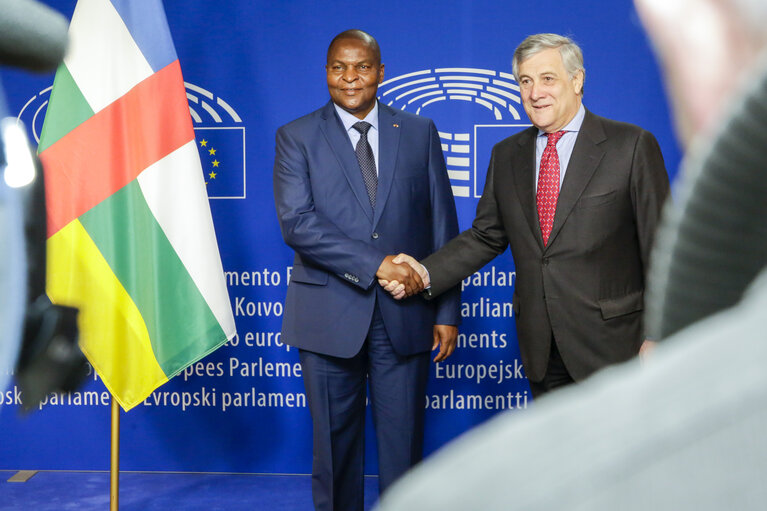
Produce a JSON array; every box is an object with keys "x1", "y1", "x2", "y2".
[
  {"x1": 378, "y1": 253, "x2": 430, "y2": 299},
  {"x1": 432, "y1": 324, "x2": 458, "y2": 362},
  {"x1": 376, "y1": 255, "x2": 424, "y2": 298}
]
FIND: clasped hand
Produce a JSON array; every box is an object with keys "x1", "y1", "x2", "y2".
[{"x1": 376, "y1": 253, "x2": 428, "y2": 300}]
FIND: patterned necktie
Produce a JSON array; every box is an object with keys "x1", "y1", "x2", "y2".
[
  {"x1": 536, "y1": 130, "x2": 566, "y2": 246},
  {"x1": 353, "y1": 121, "x2": 377, "y2": 208}
]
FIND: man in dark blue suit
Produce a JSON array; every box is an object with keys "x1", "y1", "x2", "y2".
[{"x1": 273, "y1": 29, "x2": 461, "y2": 511}]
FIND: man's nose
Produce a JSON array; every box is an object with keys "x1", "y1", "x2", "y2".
[
  {"x1": 529, "y1": 81, "x2": 544, "y2": 99},
  {"x1": 342, "y1": 67, "x2": 358, "y2": 82}
]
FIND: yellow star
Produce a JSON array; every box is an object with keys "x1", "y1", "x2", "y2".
[
  {"x1": 199, "y1": 139, "x2": 208, "y2": 147},
  {"x1": 208, "y1": 148, "x2": 216, "y2": 155},
  {"x1": 212, "y1": 160, "x2": 220, "y2": 167},
  {"x1": 208, "y1": 171, "x2": 217, "y2": 179}
]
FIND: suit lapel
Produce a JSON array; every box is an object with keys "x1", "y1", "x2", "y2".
[
  {"x1": 546, "y1": 110, "x2": 606, "y2": 249},
  {"x1": 318, "y1": 102, "x2": 374, "y2": 222},
  {"x1": 511, "y1": 128, "x2": 545, "y2": 250},
  {"x1": 373, "y1": 104, "x2": 401, "y2": 228}
]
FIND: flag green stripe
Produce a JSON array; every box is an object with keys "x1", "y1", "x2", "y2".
[
  {"x1": 79, "y1": 180, "x2": 227, "y2": 375},
  {"x1": 38, "y1": 64, "x2": 94, "y2": 153}
]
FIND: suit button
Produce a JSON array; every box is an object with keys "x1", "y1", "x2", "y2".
[
  {"x1": 371, "y1": 232, "x2": 379, "y2": 239},
  {"x1": 543, "y1": 258, "x2": 550, "y2": 266}
]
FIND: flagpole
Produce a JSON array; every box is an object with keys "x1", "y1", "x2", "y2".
[{"x1": 110, "y1": 396, "x2": 120, "y2": 511}]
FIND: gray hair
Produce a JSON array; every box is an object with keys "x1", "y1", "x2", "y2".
[{"x1": 512, "y1": 33, "x2": 585, "y2": 95}]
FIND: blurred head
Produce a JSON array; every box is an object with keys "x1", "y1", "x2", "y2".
[
  {"x1": 635, "y1": 0, "x2": 767, "y2": 146},
  {"x1": 513, "y1": 34, "x2": 585, "y2": 133}
]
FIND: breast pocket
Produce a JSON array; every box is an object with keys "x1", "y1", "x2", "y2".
[
  {"x1": 576, "y1": 190, "x2": 617, "y2": 209},
  {"x1": 573, "y1": 190, "x2": 624, "y2": 246},
  {"x1": 393, "y1": 169, "x2": 429, "y2": 206},
  {"x1": 395, "y1": 166, "x2": 426, "y2": 179}
]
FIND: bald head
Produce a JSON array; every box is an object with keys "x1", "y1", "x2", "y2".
[{"x1": 327, "y1": 29, "x2": 381, "y2": 66}]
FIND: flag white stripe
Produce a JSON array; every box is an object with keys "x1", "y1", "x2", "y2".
[
  {"x1": 64, "y1": 0, "x2": 153, "y2": 113},
  {"x1": 137, "y1": 141, "x2": 236, "y2": 338}
]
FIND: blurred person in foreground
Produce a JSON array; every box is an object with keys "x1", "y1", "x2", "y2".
[{"x1": 375, "y1": 1, "x2": 767, "y2": 510}]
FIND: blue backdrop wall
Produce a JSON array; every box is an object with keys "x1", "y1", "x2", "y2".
[{"x1": 0, "y1": 0, "x2": 680, "y2": 474}]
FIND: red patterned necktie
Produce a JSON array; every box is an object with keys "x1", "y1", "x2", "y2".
[{"x1": 536, "y1": 130, "x2": 566, "y2": 246}]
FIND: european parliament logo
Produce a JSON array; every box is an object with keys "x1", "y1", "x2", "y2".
[
  {"x1": 378, "y1": 67, "x2": 531, "y2": 199},
  {"x1": 16, "y1": 83, "x2": 245, "y2": 200},
  {"x1": 185, "y1": 82, "x2": 245, "y2": 199}
]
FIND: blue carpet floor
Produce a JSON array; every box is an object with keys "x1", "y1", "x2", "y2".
[{"x1": 0, "y1": 471, "x2": 380, "y2": 510}]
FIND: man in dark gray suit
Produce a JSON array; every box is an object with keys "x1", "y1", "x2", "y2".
[
  {"x1": 375, "y1": 3, "x2": 767, "y2": 508},
  {"x1": 387, "y1": 33, "x2": 670, "y2": 396}
]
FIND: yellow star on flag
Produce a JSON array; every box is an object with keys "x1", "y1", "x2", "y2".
[
  {"x1": 199, "y1": 139, "x2": 207, "y2": 147},
  {"x1": 212, "y1": 160, "x2": 220, "y2": 168}
]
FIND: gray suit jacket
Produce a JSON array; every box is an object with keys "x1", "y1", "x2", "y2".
[{"x1": 423, "y1": 110, "x2": 669, "y2": 381}]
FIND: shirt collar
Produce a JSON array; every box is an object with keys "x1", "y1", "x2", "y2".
[
  {"x1": 537, "y1": 103, "x2": 586, "y2": 137},
  {"x1": 334, "y1": 101, "x2": 379, "y2": 133}
]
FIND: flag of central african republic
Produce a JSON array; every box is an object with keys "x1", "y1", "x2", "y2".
[{"x1": 38, "y1": 0, "x2": 236, "y2": 411}]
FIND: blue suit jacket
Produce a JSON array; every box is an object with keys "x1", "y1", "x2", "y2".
[{"x1": 274, "y1": 101, "x2": 461, "y2": 358}]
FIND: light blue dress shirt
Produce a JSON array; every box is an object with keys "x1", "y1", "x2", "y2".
[
  {"x1": 534, "y1": 103, "x2": 586, "y2": 191},
  {"x1": 334, "y1": 101, "x2": 380, "y2": 176}
]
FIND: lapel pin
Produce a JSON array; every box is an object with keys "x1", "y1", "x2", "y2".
[{"x1": 392, "y1": 123, "x2": 399, "y2": 128}]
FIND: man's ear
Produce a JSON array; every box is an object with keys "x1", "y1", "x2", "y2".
[{"x1": 573, "y1": 69, "x2": 584, "y2": 95}]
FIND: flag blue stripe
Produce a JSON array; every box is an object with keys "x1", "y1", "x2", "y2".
[{"x1": 110, "y1": 0, "x2": 178, "y2": 72}]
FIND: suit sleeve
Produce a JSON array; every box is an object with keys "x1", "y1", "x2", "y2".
[
  {"x1": 426, "y1": 121, "x2": 462, "y2": 325},
  {"x1": 273, "y1": 125, "x2": 386, "y2": 289},
  {"x1": 423, "y1": 144, "x2": 510, "y2": 297},
  {"x1": 630, "y1": 130, "x2": 670, "y2": 275}
]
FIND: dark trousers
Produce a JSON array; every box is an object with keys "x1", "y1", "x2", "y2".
[
  {"x1": 299, "y1": 303, "x2": 430, "y2": 511},
  {"x1": 528, "y1": 337, "x2": 575, "y2": 399}
]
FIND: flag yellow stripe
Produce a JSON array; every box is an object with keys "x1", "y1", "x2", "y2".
[{"x1": 47, "y1": 219, "x2": 168, "y2": 409}]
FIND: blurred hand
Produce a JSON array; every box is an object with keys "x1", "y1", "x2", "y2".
[
  {"x1": 639, "y1": 339, "x2": 656, "y2": 362},
  {"x1": 432, "y1": 324, "x2": 458, "y2": 362},
  {"x1": 376, "y1": 255, "x2": 424, "y2": 298},
  {"x1": 378, "y1": 253, "x2": 430, "y2": 299}
]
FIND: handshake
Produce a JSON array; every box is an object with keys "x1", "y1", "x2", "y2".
[{"x1": 376, "y1": 253, "x2": 428, "y2": 300}]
